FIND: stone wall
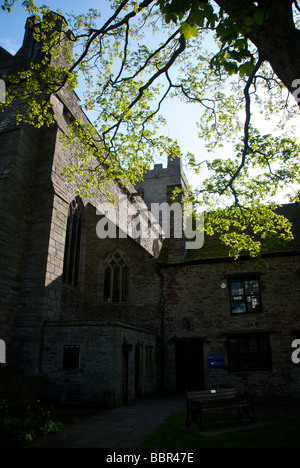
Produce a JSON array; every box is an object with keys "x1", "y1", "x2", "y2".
[
  {"x1": 82, "y1": 204, "x2": 160, "y2": 326},
  {"x1": 0, "y1": 13, "x2": 162, "y2": 378},
  {"x1": 42, "y1": 320, "x2": 158, "y2": 405},
  {"x1": 2, "y1": 12, "x2": 300, "y2": 404},
  {"x1": 0, "y1": 124, "x2": 40, "y2": 371},
  {"x1": 137, "y1": 155, "x2": 189, "y2": 210},
  {"x1": 160, "y1": 254, "x2": 300, "y2": 397}
]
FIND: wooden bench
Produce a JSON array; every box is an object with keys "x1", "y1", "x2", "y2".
[{"x1": 185, "y1": 387, "x2": 256, "y2": 431}]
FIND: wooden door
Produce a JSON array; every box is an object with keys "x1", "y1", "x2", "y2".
[{"x1": 175, "y1": 340, "x2": 204, "y2": 392}]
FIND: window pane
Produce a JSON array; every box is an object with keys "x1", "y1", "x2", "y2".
[
  {"x1": 113, "y1": 267, "x2": 120, "y2": 302},
  {"x1": 229, "y1": 278, "x2": 261, "y2": 314},
  {"x1": 249, "y1": 336, "x2": 259, "y2": 352},
  {"x1": 231, "y1": 296, "x2": 246, "y2": 314},
  {"x1": 104, "y1": 251, "x2": 129, "y2": 303},
  {"x1": 104, "y1": 267, "x2": 111, "y2": 302},
  {"x1": 62, "y1": 199, "x2": 82, "y2": 288},
  {"x1": 246, "y1": 294, "x2": 261, "y2": 313},
  {"x1": 227, "y1": 334, "x2": 271, "y2": 372},
  {"x1": 239, "y1": 336, "x2": 249, "y2": 353},
  {"x1": 245, "y1": 280, "x2": 259, "y2": 293},
  {"x1": 122, "y1": 266, "x2": 129, "y2": 302},
  {"x1": 228, "y1": 338, "x2": 238, "y2": 353},
  {"x1": 230, "y1": 282, "x2": 244, "y2": 295},
  {"x1": 73, "y1": 215, "x2": 81, "y2": 287}
]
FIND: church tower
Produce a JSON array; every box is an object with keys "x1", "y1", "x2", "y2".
[
  {"x1": 136, "y1": 155, "x2": 190, "y2": 263},
  {"x1": 136, "y1": 154, "x2": 189, "y2": 209}
]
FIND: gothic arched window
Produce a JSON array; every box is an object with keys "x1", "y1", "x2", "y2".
[
  {"x1": 62, "y1": 198, "x2": 82, "y2": 287},
  {"x1": 103, "y1": 251, "x2": 129, "y2": 303}
]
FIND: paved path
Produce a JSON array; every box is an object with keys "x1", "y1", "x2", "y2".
[
  {"x1": 28, "y1": 395, "x2": 186, "y2": 448},
  {"x1": 27, "y1": 394, "x2": 300, "y2": 449}
]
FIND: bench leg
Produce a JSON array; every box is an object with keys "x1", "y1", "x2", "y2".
[
  {"x1": 198, "y1": 410, "x2": 204, "y2": 431},
  {"x1": 237, "y1": 405, "x2": 257, "y2": 423},
  {"x1": 185, "y1": 408, "x2": 191, "y2": 428},
  {"x1": 186, "y1": 403, "x2": 197, "y2": 428},
  {"x1": 249, "y1": 404, "x2": 257, "y2": 423},
  {"x1": 186, "y1": 404, "x2": 205, "y2": 431}
]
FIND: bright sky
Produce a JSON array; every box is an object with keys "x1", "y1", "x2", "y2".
[
  {"x1": 0, "y1": 0, "x2": 213, "y2": 189},
  {"x1": 0, "y1": 1, "x2": 299, "y2": 196}
]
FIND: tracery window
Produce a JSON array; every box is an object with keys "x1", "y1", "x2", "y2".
[
  {"x1": 103, "y1": 251, "x2": 129, "y2": 303},
  {"x1": 62, "y1": 198, "x2": 82, "y2": 287}
]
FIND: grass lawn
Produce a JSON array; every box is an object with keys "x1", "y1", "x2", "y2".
[{"x1": 139, "y1": 412, "x2": 300, "y2": 448}]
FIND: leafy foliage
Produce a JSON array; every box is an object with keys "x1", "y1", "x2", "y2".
[
  {"x1": 0, "y1": 400, "x2": 64, "y2": 447},
  {"x1": 1, "y1": 0, "x2": 300, "y2": 258}
]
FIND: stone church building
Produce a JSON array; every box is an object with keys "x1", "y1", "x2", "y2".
[{"x1": 1, "y1": 14, "x2": 300, "y2": 405}]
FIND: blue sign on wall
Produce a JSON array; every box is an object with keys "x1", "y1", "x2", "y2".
[{"x1": 208, "y1": 354, "x2": 225, "y2": 368}]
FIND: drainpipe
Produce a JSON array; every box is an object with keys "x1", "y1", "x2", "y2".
[
  {"x1": 122, "y1": 342, "x2": 132, "y2": 405},
  {"x1": 155, "y1": 263, "x2": 165, "y2": 395},
  {"x1": 38, "y1": 321, "x2": 45, "y2": 374}
]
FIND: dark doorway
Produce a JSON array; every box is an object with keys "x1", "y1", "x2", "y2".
[
  {"x1": 175, "y1": 340, "x2": 204, "y2": 392},
  {"x1": 135, "y1": 344, "x2": 142, "y2": 398}
]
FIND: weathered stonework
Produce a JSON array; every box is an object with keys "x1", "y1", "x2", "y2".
[
  {"x1": 0, "y1": 14, "x2": 163, "y2": 404},
  {"x1": 1, "y1": 13, "x2": 300, "y2": 405},
  {"x1": 137, "y1": 155, "x2": 189, "y2": 208},
  {"x1": 158, "y1": 254, "x2": 300, "y2": 398}
]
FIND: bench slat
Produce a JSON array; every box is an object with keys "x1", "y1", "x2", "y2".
[
  {"x1": 185, "y1": 387, "x2": 257, "y2": 431},
  {"x1": 201, "y1": 402, "x2": 252, "y2": 412},
  {"x1": 187, "y1": 388, "x2": 237, "y2": 394},
  {"x1": 187, "y1": 388, "x2": 238, "y2": 403}
]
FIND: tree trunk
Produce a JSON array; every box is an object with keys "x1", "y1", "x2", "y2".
[{"x1": 216, "y1": 0, "x2": 300, "y2": 107}]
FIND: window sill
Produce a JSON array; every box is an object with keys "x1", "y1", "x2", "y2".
[
  {"x1": 231, "y1": 311, "x2": 262, "y2": 316},
  {"x1": 103, "y1": 301, "x2": 130, "y2": 305},
  {"x1": 228, "y1": 370, "x2": 272, "y2": 374}
]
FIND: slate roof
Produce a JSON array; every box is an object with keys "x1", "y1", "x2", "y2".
[
  {"x1": 0, "y1": 47, "x2": 13, "y2": 71},
  {"x1": 158, "y1": 202, "x2": 300, "y2": 264}
]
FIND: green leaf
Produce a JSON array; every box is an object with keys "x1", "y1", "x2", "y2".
[
  {"x1": 253, "y1": 8, "x2": 266, "y2": 26},
  {"x1": 223, "y1": 60, "x2": 238, "y2": 75},
  {"x1": 238, "y1": 61, "x2": 255, "y2": 77},
  {"x1": 244, "y1": 16, "x2": 255, "y2": 27},
  {"x1": 188, "y1": 10, "x2": 206, "y2": 28},
  {"x1": 180, "y1": 22, "x2": 198, "y2": 40}
]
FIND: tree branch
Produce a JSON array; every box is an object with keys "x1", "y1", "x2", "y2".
[
  {"x1": 101, "y1": 33, "x2": 187, "y2": 147},
  {"x1": 220, "y1": 56, "x2": 264, "y2": 200}
]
